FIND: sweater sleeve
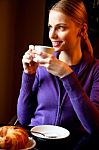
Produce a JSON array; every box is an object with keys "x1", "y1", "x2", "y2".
[
  {"x1": 61, "y1": 72, "x2": 99, "y2": 134},
  {"x1": 17, "y1": 71, "x2": 38, "y2": 125}
]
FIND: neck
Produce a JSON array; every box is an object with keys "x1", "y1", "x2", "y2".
[{"x1": 59, "y1": 48, "x2": 82, "y2": 66}]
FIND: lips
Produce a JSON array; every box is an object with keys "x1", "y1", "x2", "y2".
[{"x1": 51, "y1": 41, "x2": 63, "y2": 47}]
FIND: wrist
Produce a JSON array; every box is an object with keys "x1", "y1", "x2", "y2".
[{"x1": 59, "y1": 66, "x2": 73, "y2": 78}]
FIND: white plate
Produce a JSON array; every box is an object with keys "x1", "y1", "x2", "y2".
[
  {"x1": 31, "y1": 125, "x2": 70, "y2": 140},
  {"x1": 21, "y1": 137, "x2": 36, "y2": 150}
]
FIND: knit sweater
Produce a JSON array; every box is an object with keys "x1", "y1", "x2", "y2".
[{"x1": 17, "y1": 50, "x2": 99, "y2": 134}]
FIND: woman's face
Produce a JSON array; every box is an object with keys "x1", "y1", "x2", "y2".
[{"x1": 48, "y1": 10, "x2": 81, "y2": 53}]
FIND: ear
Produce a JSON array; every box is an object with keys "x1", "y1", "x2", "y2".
[{"x1": 78, "y1": 23, "x2": 88, "y2": 37}]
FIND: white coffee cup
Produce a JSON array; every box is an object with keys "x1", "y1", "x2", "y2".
[
  {"x1": 34, "y1": 45, "x2": 54, "y2": 54},
  {"x1": 33, "y1": 45, "x2": 54, "y2": 62}
]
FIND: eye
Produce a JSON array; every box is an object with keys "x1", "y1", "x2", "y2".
[{"x1": 57, "y1": 25, "x2": 66, "y2": 31}]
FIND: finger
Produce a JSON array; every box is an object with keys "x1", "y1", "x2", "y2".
[
  {"x1": 23, "y1": 52, "x2": 32, "y2": 60},
  {"x1": 35, "y1": 51, "x2": 50, "y2": 58},
  {"x1": 29, "y1": 45, "x2": 34, "y2": 50},
  {"x1": 33, "y1": 56, "x2": 50, "y2": 63},
  {"x1": 39, "y1": 63, "x2": 49, "y2": 68},
  {"x1": 22, "y1": 56, "x2": 32, "y2": 64}
]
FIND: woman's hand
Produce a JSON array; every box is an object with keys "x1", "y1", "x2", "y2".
[
  {"x1": 34, "y1": 52, "x2": 73, "y2": 78},
  {"x1": 22, "y1": 45, "x2": 38, "y2": 74}
]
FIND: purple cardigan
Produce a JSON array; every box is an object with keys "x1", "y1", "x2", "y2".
[{"x1": 17, "y1": 51, "x2": 99, "y2": 134}]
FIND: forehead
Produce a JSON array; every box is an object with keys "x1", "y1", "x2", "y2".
[{"x1": 48, "y1": 10, "x2": 71, "y2": 24}]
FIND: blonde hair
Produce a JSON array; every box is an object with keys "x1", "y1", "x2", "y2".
[{"x1": 50, "y1": 0, "x2": 93, "y2": 56}]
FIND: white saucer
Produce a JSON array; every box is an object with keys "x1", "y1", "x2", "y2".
[{"x1": 31, "y1": 125, "x2": 70, "y2": 140}]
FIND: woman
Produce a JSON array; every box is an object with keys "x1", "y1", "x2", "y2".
[{"x1": 17, "y1": 0, "x2": 99, "y2": 149}]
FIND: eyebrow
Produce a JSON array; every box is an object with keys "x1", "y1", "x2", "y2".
[{"x1": 48, "y1": 23, "x2": 68, "y2": 26}]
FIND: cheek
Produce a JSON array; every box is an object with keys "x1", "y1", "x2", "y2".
[
  {"x1": 61, "y1": 35, "x2": 72, "y2": 48},
  {"x1": 63, "y1": 32, "x2": 77, "y2": 44},
  {"x1": 60, "y1": 31, "x2": 71, "y2": 41},
  {"x1": 61, "y1": 33, "x2": 74, "y2": 50}
]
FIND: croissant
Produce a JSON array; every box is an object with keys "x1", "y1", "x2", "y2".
[{"x1": 0, "y1": 126, "x2": 29, "y2": 150}]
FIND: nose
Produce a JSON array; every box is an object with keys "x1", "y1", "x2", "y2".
[{"x1": 49, "y1": 28, "x2": 57, "y2": 40}]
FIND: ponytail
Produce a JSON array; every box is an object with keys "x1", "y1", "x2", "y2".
[{"x1": 81, "y1": 33, "x2": 93, "y2": 57}]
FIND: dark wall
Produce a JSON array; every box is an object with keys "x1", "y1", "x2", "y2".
[
  {"x1": 0, "y1": 0, "x2": 45, "y2": 124},
  {"x1": 14, "y1": 0, "x2": 46, "y2": 113},
  {"x1": 84, "y1": 0, "x2": 99, "y2": 58}
]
